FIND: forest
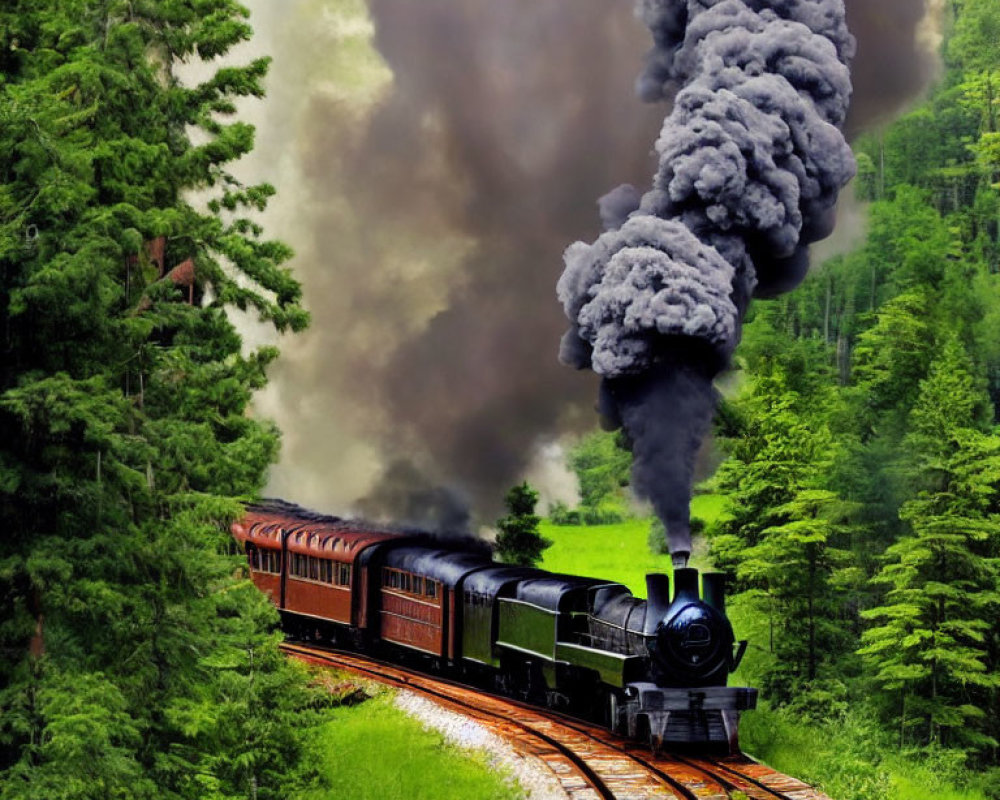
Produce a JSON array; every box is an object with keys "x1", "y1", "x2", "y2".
[
  {"x1": 0, "y1": 1, "x2": 998, "y2": 799},
  {"x1": 0, "y1": 2, "x2": 330, "y2": 798},
  {"x1": 709, "y1": 0, "x2": 1000, "y2": 781}
]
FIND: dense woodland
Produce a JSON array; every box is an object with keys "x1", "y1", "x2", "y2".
[
  {"x1": 0, "y1": 3, "x2": 328, "y2": 798},
  {"x1": 711, "y1": 0, "x2": 1000, "y2": 767},
  {"x1": 705, "y1": 0, "x2": 1000, "y2": 784}
]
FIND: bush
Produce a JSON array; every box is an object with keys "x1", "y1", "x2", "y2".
[
  {"x1": 579, "y1": 504, "x2": 627, "y2": 525},
  {"x1": 648, "y1": 516, "x2": 705, "y2": 555},
  {"x1": 547, "y1": 501, "x2": 581, "y2": 526},
  {"x1": 741, "y1": 705, "x2": 893, "y2": 800},
  {"x1": 741, "y1": 704, "x2": 990, "y2": 800},
  {"x1": 547, "y1": 501, "x2": 628, "y2": 526}
]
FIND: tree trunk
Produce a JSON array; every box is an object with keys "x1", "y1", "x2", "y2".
[
  {"x1": 879, "y1": 135, "x2": 886, "y2": 199},
  {"x1": 870, "y1": 261, "x2": 878, "y2": 311},
  {"x1": 823, "y1": 270, "x2": 832, "y2": 346},
  {"x1": 769, "y1": 592, "x2": 775, "y2": 655},
  {"x1": 807, "y1": 544, "x2": 817, "y2": 681},
  {"x1": 900, "y1": 689, "x2": 907, "y2": 751}
]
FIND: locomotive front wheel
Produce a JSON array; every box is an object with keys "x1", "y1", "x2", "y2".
[
  {"x1": 522, "y1": 661, "x2": 548, "y2": 704},
  {"x1": 604, "y1": 690, "x2": 622, "y2": 733}
]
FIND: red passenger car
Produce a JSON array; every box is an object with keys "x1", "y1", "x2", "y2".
[
  {"x1": 231, "y1": 500, "x2": 493, "y2": 653},
  {"x1": 232, "y1": 501, "x2": 401, "y2": 635}
]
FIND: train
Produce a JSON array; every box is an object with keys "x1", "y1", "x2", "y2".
[{"x1": 232, "y1": 499, "x2": 758, "y2": 752}]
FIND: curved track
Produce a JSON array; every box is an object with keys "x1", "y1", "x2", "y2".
[{"x1": 282, "y1": 642, "x2": 830, "y2": 800}]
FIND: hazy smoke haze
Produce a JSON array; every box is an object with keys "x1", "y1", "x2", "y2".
[{"x1": 236, "y1": 0, "x2": 945, "y2": 527}]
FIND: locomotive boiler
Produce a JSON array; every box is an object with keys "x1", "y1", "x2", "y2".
[{"x1": 232, "y1": 500, "x2": 757, "y2": 751}]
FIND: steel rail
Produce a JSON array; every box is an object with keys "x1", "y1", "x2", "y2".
[
  {"x1": 517, "y1": 705, "x2": 824, "y2": 800},
  {"x1": 282, "y1": 641, "x2": 827, "y2": 800},
  {"x1": 282, "y1": 642, "x2": 621, "y2": 800},
  {"x1": 687, "y1": 756, "x2": 827, "y2": 800}
]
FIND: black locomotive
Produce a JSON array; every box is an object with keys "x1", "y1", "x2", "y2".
[{"x1": 234, "y1": 500, "x2": 757, "y2": 751}]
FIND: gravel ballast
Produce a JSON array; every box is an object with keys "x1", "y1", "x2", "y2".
[{"x1": 393, "y1": 690, "x2": 570, "y2": 800}]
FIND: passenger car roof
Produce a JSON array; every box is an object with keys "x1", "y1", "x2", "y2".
[
  {"x1": 463, "y1": 566, "x2": 545, "y2": 595},
  {"x1": 232, "y1": 501, "x2": 405, "y2": 560}
]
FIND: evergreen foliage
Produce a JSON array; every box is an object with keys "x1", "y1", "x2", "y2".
[
  {"x1": 859, "y1": 340, "x2": 1000, "y2": 754},
  {"x1": 702, "y1": 0, "x2": 1000, "y2": 771},
  {"x1": 0, "y1": 2, "x2": 324, "y2": 797},
  {"x1": 711, "y1": 367, "x2": 860, "y2": 707},
  {"x1": 495, "y1": 482, "x2": 551, "y2": 567}
]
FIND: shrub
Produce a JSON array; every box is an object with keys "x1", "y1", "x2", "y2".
[
  {"x1": 547, "y1": 501, "x2": 581, "y2": 526},
  {"x1": 648, "y1": 516, "x2": 705, "y2": 555}
]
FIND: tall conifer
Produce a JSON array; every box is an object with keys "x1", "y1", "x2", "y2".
[
  {"x1": 0, "y1": 2, "x2": 320, "y2": 797},
  {"x1": 858, "y1": 339, "x2": 1000, "y2": 756}
]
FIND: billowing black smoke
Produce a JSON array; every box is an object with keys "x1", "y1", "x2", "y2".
[
  {"x1": 251, "y1": 0, "x2": 936, "y2": 530},
  {"x1": 558, "y1": 0, "x2": 857, "y2": 565}
]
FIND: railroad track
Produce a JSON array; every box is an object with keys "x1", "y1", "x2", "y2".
[{"x1": 282, "y1": 642, "x2": 830, "y2": 800}]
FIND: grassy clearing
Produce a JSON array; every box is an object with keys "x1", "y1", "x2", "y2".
[
  {"x1": 297, "y1": 691, "x2": 521, "y2": 800},
  {"x1": 539, "y1": 493, "x2": 731, "y2": 596},
  {"x1": 690, "y1": 492, "x2": 732, "y2": 525},
  {"x1": 539, "y1": 517, "x2": 671, "y2": 596}
]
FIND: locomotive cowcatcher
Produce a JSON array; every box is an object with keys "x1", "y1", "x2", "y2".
[{"x1": 232, "y1": 500, "x2": 757, "y2": 751}]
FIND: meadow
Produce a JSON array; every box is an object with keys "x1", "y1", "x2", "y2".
[
  {"x1": 298, "y1": 691, "x2": 520, "y2": 800},
  {"x1": 537, "y1": 494, "x2": 728, "y2": 594}
]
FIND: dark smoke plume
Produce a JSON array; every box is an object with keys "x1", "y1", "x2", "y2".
[
  {"x1": 558, "y1": 0, "x2": 857, "y2": 565},
  {"x1": 243, "y1": 0, "x2": 939, "y2": 529},
  {"x1": 355, "y1": 460, "x2": 472, "y2": 535},
  {"x1": 257, "y1": 1, "x2": 666, "y2": 522}
]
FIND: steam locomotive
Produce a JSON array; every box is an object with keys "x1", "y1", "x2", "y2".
[{"x1": 232, "y1": 500, "x2": 757, "y2": 751}]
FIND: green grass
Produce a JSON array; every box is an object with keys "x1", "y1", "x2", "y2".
[
  {"x1": 539, "y1": 493, "x2": 732, "y2": 596},
  {"x1": 741, "y1": 705, "x2": 991, "y2": 800},
  {"x1": 539, "y1": 517, "x2": 672, "y2": 596},
  {"x1": 690, "y1": 492, "x2": 732, "y2": 525},
  {"x1": 297, "y1": 693, "x2": 521, "y2": 800}
]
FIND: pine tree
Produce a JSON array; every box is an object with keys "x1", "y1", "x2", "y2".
[
  {"x1": 738, "y1": 488, "x2": 858, "y2": 709},
  {"x1": 713, "y1": 367, "x2": 858, "y2": 709},
  {"x1": 858, "y1": 339, "x2": 1000, "y2": 756},
  {"x1": 0, "y1": 3, "x2": 323, "y2": 797},
  {"x1": 495, "y1": 482, "x2": 551, "y2": 567}
]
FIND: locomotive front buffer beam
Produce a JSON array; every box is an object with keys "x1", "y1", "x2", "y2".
[{"x1": 617, "y1": 683, "x2": 758, "y2": 755}]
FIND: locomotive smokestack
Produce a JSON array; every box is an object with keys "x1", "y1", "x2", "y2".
[
  {"x1": 643, "y1": 572, "x2": 672, "y2": 636},
  {"x1": 672, "y1": 568, "x2": 700, "y2": 602},
  {"x1": 701, "y1": 572, "x2": 727, "y2": 616},
  {"x1": 558, "y1": 1, "x2": 856, "y2": 563}
]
